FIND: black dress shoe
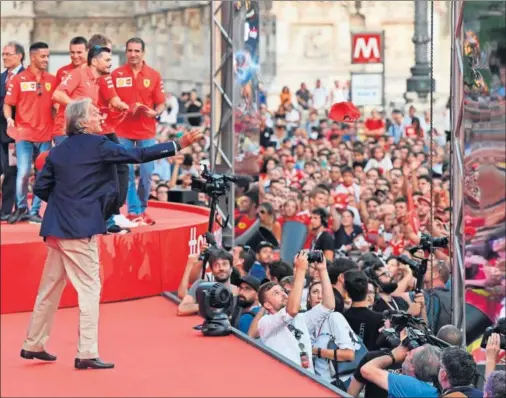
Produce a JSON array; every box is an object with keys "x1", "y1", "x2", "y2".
[
  {"x1": 8, "y1": 208, "x2": 28, "y2": 224},
  {"x1": 0, "y1": 213, "x2": 11, "y2": 222},
  {"x1": 20, "y1": 349, "x2": 57, "y2": 361},
  {"x1": 74, "y1": 358, "x2": 115, "y2": 370}
]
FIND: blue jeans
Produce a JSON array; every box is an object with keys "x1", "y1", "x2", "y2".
[
  {"x1": 16, "y1": 140, "x2": 52, "y2": 215},
  {"x1": 118, "y1": 137, "x2": 156, "y2": 215}
]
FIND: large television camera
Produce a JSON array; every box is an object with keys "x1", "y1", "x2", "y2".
[
  {"x1": 397, "y1": 233, "x2": 449, "y2": 293},
  {"x1": 377, "y1": 310, "x2": 451, "y2": 351}
]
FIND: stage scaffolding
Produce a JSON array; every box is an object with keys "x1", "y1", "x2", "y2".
[
  {"x1": 450, "y1": 0, "x2": 466, "y2": 345},
  {"x1": 210, "y1": 0, "x2": 235, "y2": 247}
]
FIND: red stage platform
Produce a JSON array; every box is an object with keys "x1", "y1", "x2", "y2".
[
  {"x1": 0, "y1": 297, "x2": 339, "y2": 397},
  {"x1": 0, "y1": 201, "x2": 211, "y2": 314}
]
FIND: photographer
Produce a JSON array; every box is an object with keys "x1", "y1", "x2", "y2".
[
  {"x1": 309, "y1": 280, "x2": 359, "y2": 388},
  {"x1": 349, "y1": 325, "x2": 463, "y2": 398},
  {"x1": 177, "y1": 249, "x2": 237, "y2": 316},
  {"x1": 251, "y1": 251, "x2": 335, "y2": 373},
  {"x1": 309, "y1": 208, "x2": 335, "y2": 262},
  {"x1": 343, "y1": 269, "x2": 384, "y2": 351},
  {"x1": 360, "y1": 330, "x2": 441, "y2": 398},
  {"x1": 438, "y1": 347, "x2": 483, "y2": 397}
]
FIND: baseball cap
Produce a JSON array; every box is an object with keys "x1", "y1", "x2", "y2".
[
  {"x1": 239, "y1": 275, "x2": 261, "y2": 292},
  {"x1": 329, "y1": 101, "x2": 361, "y2": 123}
]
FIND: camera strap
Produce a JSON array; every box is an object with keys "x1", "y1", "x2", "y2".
[{"x1": 287, "y1": 323, "x2": 309, "y2": 368}]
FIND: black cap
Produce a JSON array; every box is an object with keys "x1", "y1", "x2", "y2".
[
  {"x1": 239, "y1": 275, "x2": 261, "y2": 291},
  {"x1": 256, "y1": 241, "x2": 274, "y2": 253}
]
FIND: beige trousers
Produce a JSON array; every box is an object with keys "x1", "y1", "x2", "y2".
[{"x1": 22, "y1": 236, "x2": 101, "y2": 359}]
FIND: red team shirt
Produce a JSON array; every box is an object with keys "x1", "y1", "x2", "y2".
[
  {"x1": 4, "y1": 68, "x2": 57, "y2": 142},
  {"x1": 112, "y1": 62, "x2": 165, "y2": 140},
  {"x1": 53, "y1": 67, "x2": 117, "y2": 136}
]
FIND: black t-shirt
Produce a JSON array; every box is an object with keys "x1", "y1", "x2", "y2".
[
  {"x1": 312, "y1": 231, "x2": 334, "y2": 252},
  {"x1": 334, "y1": 225, "x2": 363, "y2": 249},
  {"x1": 333, "y1": 287, "x2": 345, "y2": 314},
  {"x1": 344, "y1": 307, "x2": 384, "y2": 351},
  {"x1": 373, "y1": 296, "x2": 409, "y2": 314},
  {"x1": 354, "y1": 350, "x2": 402, "y2": 398},
  {"x1": 260, "y1": 127, "x2": 274, "y2": 148},
  {"x1": 296, "y1": 89, "x2": 310, "y2": 109}
]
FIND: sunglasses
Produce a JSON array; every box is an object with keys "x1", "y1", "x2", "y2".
[{"x1": 36, "y1": 83, "x2": 42, "y2": 96}]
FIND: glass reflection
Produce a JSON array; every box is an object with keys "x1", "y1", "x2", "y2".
[{"x1": 462, "y1": 1, "x2": 506, "y2": 360}]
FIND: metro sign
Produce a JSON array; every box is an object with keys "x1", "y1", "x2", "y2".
[{"x1": 351, "y1": 33, "x2": 383, "y2": 64}]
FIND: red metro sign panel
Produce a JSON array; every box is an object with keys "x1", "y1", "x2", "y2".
[{"x1": 351, "y1": 33, "x2": 383, "y2": 64}]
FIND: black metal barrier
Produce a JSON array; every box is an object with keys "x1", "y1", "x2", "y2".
[{"x1": 161, "y1": 291, "x2": 351, "y2": 397}]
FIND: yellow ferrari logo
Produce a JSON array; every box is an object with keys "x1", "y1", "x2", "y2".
[
  {"x1": 143, "y1": 79, "x2": 151, "y2": 88},
  {"x1": 45, "y1": 82, "x2": 51, "y2": 91}
]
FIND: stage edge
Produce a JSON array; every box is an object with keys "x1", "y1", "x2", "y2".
[{"x1": 161, "y1": 291, "x2": 350, "y2": 398}]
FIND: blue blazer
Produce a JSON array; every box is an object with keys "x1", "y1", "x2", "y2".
[
  {"x1": 0, "y1": 66, "x2": 24, "y2": 142},
  {"x1": 34, "y1": 133, "x2": 179, "y2": 239}
]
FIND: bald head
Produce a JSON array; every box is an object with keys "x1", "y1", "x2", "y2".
[{"x1": 437, "y1": 325, "x2": 463, "y2": 347}]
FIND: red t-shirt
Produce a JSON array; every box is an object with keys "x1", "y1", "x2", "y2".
[
  {"x1": 4, "y1": 68, "x2": 57, "y2": 142},
  {"x1": 112, "y1": 62, "x2": 165, "y2": 140},
  {"x1": 365, "y1": 118, "x2": 385, "y2": 131}
]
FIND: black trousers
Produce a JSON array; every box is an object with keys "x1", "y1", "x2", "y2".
[
  {"x1": 0, "y1": 139, "x2": 17, "y2": 216},
  {"x1": 105, "y1": 133, "x2": 129, "y2": 214}
]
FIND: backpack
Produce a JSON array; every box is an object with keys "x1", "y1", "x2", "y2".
[
  {"x1": 323, "y1": 314, "x2": 368, "y2": 389},
  {"x1": 410, "y1": 288, "x2": 451, "y2": 334}
]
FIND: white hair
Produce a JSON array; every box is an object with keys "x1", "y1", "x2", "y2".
[{"x1": 65, "y1": 98, "x2": 92, "y2": 135}]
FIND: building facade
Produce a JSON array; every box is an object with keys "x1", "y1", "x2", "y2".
[{"x1": 1, "y1": 0, "x2": 451, "y2": 106}]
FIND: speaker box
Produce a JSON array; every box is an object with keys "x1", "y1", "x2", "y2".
[{"x1": 167, "y1": 189, "x2": 199, "y2": 205}]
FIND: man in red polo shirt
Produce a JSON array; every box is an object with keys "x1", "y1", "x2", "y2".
[
  {"x1": 3, "y1": 42, "x2": 56, "y2": 224},
  {"x1": 52, "y1": 36, "x2": 88, "y2": 145},
  {"x1": 112, "y1": 37, "x2": 166, "y2": 225}
]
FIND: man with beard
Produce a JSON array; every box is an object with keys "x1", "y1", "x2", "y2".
[
  {"x1": 177, "y1": 249, "x2": 237, "y2": 316},
  {"x1": 365, "y1": 263, "x2": 410, "y2": 314},
  {"x1": 249, "y1": 251, "x2": 335, "y2": 373},
  {"x1": 234, "y1": 275, "x2": 261, "y2": 334}
]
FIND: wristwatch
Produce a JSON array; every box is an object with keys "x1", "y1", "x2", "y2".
[
  {"x1": 174, "y1": 140, "x2": 182, "y2": 151},
  {"x1": 387, "y1": 351, "x2": 396, "y2": 365}
]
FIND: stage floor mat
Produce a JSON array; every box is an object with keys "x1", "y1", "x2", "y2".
[{"x1": 0, "y1": 297, "x2": 337, "y2": 397}]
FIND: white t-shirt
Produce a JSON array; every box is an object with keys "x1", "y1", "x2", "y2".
[
  {"x1": 312, "y1": 312, "x2": 360, "y2": 382},
  {"x1": 258, "y1": 304, "x2": 333, "y2": 373},
  {"x1": 311, "y1": 87, "x2": 328, "y2": 110}
]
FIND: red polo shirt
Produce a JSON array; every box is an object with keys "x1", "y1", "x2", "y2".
[
  {"x1": 4, "y1": 67, "x2": 57, "y2": 142},
  {"x1": 53, "y1": 67, "x2": 114, "y2": 136},
  {"x1": 112, "y1": 62, "x2": 165, "y2": 140},
  {"x1": 56, "y1": 62, "x2": 77, "y2": 85},
  {"x1": 97, "y1": 75, "x2": 121, "y2": 134}
]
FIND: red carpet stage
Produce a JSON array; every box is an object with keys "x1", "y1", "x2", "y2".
[
  {"x1": 0, "y1": 201, "x2": 211, "y2": 314},
  {"x1": 0, "y1": 297, "x2": 340, "y2": 397}
]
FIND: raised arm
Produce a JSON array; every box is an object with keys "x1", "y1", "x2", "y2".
[{"x1": 98, "y1": 130, "x2": 202, "y2": 165}]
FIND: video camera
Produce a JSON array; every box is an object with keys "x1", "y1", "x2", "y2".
[
  {"x1": 191, "y1": 165, "x2": 238, "y2": 198},
  {"x1": 481, "y1": 317, "x2": 506, "y2": 350},
  {"x1": 377, "y1": 310, "x2": 451, "y2": 351},
  {"x1": 398, "y1": 233, "x2": 449, "y2": 293}
]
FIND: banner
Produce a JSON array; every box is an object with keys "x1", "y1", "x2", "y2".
[{"x1": 233, "y1": 0, "x2": 260, "y2": 177}]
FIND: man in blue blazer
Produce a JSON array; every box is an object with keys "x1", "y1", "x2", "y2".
[
  {"x1": 20, "y1": 97, "x2": 203, "y2": 370},
  {"x1": 0, "y1": 41, "x2": 24, "y2": 220}
]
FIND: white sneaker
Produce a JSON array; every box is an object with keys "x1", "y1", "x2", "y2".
[{"x1": 113, "y1": 214, "x2": 139, "y2": 228}]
